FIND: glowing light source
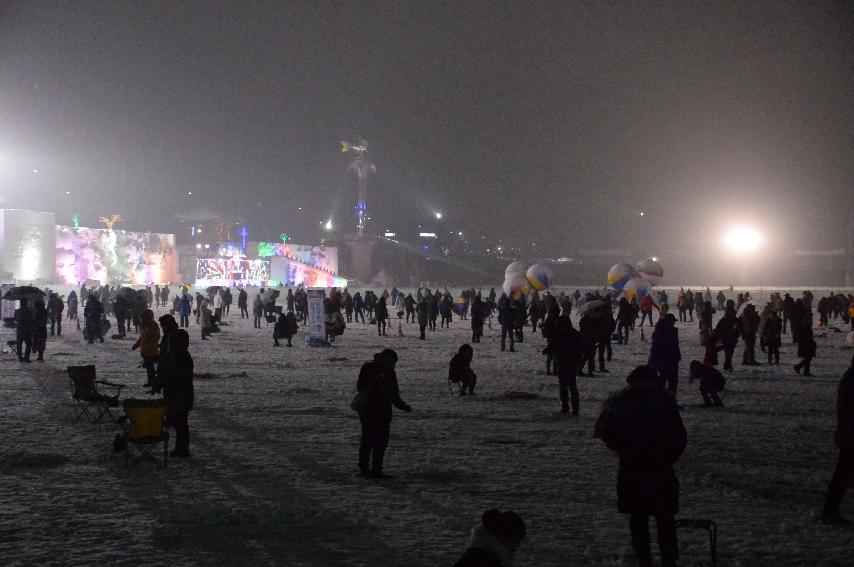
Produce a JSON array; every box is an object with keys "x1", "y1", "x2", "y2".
[
  {"x1": 324, "y1": 220, "x2": 333, "y2": 230},
  {"x1": 435, "y1": 212, "x2": 442, "y2": 219},
  {"x1": 724, "y1": 226, "x2": 762, "y2": 253}
]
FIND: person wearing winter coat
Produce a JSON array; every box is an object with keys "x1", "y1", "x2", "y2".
[
  {"x1": 449, "y1": 344, "x2": 477, "y2": 395},
  {"x1": 324, "y1": 306, "x2": 346, "y2": 343},
  {"x1": 84, "y1": 295, "x2": 105, "y2": 344},
  {"x1": 275, "y1": 311, "x2": 299, "y2": 346},
  {"x1": 222, "y1": 288, "x2": 232, "y2": 316},
  {"x1": 716, "y1": 290, "x2": 727, "y2": 311},
  {"x1": 701, "y1": 328, "x2": 719, "y2": 366},
  {"x1": 595, "y1": 365, "x2": 687, "y2": 567},
  {"x1": 648, "y1": 314, "x2": 681, "y2": 394},
  {"x1": 46, "y1": 293, "x2": 64, "y2": 336},
  {"x1": 178, "y1": 294, "x2": 192, "y2": 328},
  {"x1": 164, "y1": 328, "x2": 194, "y2": 458},
  {"x1": 497, "y1": 295, "x2": 515, "y2": 352},
  {"x1": 355, "y1": 349, "x2": 411, "y2": 479},
  {"x1": 699, "y1": 301, "x2": 715, "y2": 332},
  {"x1": 212, "y1": 290, "x2": 223, "y2": 321},
  {"x1": 160, "y1": 286, "x2": 170, "y2": 309},
  {"x1": 200, "y1": 299, "x2": 213, "y2": 340},
  {"x1": 453, "y1": 509, "x2": 526, "y2": 567},
  {"x1": 375, "y1": 297, "x2": 389, "y2": 337},
  {"x1": 252, "y1": 294, "x2": 263, "y2": 329},
  {"x1": 740, "y1": 303, "x2": 760, "y2": 366},
  {"x1": 714, "y1": 306, "x2": 742, "y2": 372},
  {"x1": 470, "y1": 296, "x2": 485, "y2": 343},
  {"x1": 416, "y1": 299, "x2": 429, "y2": 340},
  {"x1": 14, "y1": 303, "x2": 33, "y2": 362},
  {"x1": 544, "y1": 316, "x2": 583, "y2": 415},
  {"x1": 639, "y1": 295, "x2": 655, "y2": 327},
  {"x1": 822, "y1": 354, "x2": 854, "y2": 524},
  {"x1": 237, "y1": 289, "x2": 248, "y2": 318},
  {"x1": 352, "y1": 292, "x2": 365, "y2": 324},
  {"x1": 762, "y1": 310, "x2": 783, "y2": 365},
  {"x1": 132, "y1": 309, "x2": 161, "y2": 386},
  {"x1": 794, "y1": 315, "x2": 816, "y2": 376},
  {"x1": 616, "y1": 298, "x2": 634, "y2": 345},
  {"x1": 113, "y1": 294, "x2": 130, "y2": 339},
  {"x1": 439, "y1": 294, "x2": 453, "y2": 328},
  {"x1": 689, "y1": 360, "x2": 726, "y2": 407},
  {"x1": 66, "y1": 290, "x2": 79, "y2": 320}
]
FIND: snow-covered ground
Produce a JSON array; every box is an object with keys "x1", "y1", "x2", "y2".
[{"x1": 2, "y1": 287, "x2": 853, "y2": 566}]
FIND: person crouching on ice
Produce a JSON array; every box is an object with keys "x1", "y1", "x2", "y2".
[
  {"x1": 689, "y1": 360, "x2": 726, "y2": 407},
  {"x1": 453, "y1": 509, "x2": 526, "y2": 567},
  {"x1": 449, "y1": 344, "x2": 477, "y2": 395}
]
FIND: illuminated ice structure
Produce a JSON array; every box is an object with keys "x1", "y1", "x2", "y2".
[
  {"x1": 0, "y1": 209, "x2": 57, "y2": 282},
  {"x1": 341, "y1": 139, "x2": 375, "y2": 234}
]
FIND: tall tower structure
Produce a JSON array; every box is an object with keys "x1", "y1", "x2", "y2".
[{"x1": 341, "y1": 139, "x2": 375, "y2": 234}]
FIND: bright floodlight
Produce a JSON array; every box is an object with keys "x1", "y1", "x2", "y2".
[
  {"x1": 724, "y1": 226, "x2": 762, "y2": 253},
  {"x1": 325, "y1": 220, "x2": 333, "y2": 230},
  {"x1": 435, "y1": 212, "x2": 442, "y2": 219}
]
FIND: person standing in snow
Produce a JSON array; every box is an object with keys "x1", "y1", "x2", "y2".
[
  {"x1": 544, "y1": 315, "x2": 583, "y2": 415},
  {"x1": 714, "y1": 304, "x2": 742, "y2": 372},
  {"x1": 595, "y1": 365, "x2": 687, "y2": 567},
  {"x1": 355, "y1": 349, "x2": 411, "y2": 479},
  {"x1": 375, "y1": 296, "x2": 389, "y2": 337},
  {"x1": 453, "y1": 509, "x2": 526, "y2": 567},
  {"x1": 822, "y1": 354, "x2": 854, "y2": 525},
  {"x1": 131, "y1": 309, "x2": 160, "y2": 387},
  {"x1": 252, "y1": 293, "x2": 263, "y2": 329},
  {"x1": 648, "y1": 313, "x2": 681, "y2": 394},
  {"x1": 46, "y1": 292, "x2": 64, "y2": 336}
]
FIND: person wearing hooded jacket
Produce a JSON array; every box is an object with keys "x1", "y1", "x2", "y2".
[
  {"x1": 714, "y1": 305, "x2": 742, "y2": 372},
  {"x1": 237, "y1": 288, "x2": 248, "y2": 318},
  {"x1": 453, "y1": 509, "x2": 526, "y2": 567},
  {"x1": 132, "y1": 309, "x2": 161, "y2": 387},
  {"x1": 543, "y1": 315, "x2": 583, "y2": 415},
  {"x1": 355, "y1": 349, "x2": 411, "y2": 479},
  {"x1": 165, "y1": 328, "x2": 194, "y2": 458},
  {"x1": 374, "y1": 296, "x2": 389, "y2": 337},
  {"x1": 178, "y1": 293, "x2": 192, "y2": 328},
  {"x1": 470, "y1": 296, "x2": 485, "y2": 343},
  {"x1": 595, "y1": 365, "x2": 687, "y2": 567}
]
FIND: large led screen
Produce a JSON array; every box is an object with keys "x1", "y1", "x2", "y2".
[
  {"x1": 54, "y1": 226, "x2": 179, "y2": 285},
  {"x1": 195, "y1": 258, "x2": 270, "y2": 287}
]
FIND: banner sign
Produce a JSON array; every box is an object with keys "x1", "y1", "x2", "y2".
[{"x1": 307, "y1": 288, "x2": 325, "y2": 341}]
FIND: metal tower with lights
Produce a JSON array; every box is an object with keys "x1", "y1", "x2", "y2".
[{"x1": 341, "y1": 139, "x2": 376, "y2": 234}]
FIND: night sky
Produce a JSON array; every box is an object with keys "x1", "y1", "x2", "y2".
[{"x1": 1, "y1": 2, "x2": 852, "y2": 252}]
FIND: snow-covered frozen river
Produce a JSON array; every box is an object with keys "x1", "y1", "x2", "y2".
[{"x1": 2, "y1": 287, "x2": 853, "y2": 566}]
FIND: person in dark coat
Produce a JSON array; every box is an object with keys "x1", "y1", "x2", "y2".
[
  {"x1": 543, "y1": 315, "x2": 583, "y2": 415},
  {"x1": 616, "y1": 298, "x2": 634, "y2": 345},
  {"x1": 595, "y1": 365, "x2": 687, "y2": 567},
  {"x1": 714, "y1": 305, "x2": 742, "y2": 372},
  {"x1": 374, "y1": 296, "x2": 389, "y2": 337},
  {"x1": 274, "y1": 311, "x2": 299, "y2": 346},
  {"x1": 113, "y1": 294, "x2": 130, "y2": 338},
  {"x1": 470, "y1": 296, "x2": 485, "y2": 343},
  {"x1": 29, "y1": 299, "x2": 48, "y2": 361},
  {"x1": 178, "y1": 293, "x2": 192, "y2": 328},
  {"x1": 449, "y1": 344, "x2": 477, "y2": 395},
  {"x1": 699, "y1": 301, "x2": 715, "y2": 332},
  {"x1": 84, "y1": 294, "x2": 105, "y2": 344},
  {"x1": 578, "y1": 310, "x2": 598, "y2": 376},
  {"x1": 822, "y1": 354, "x2": 854, "y2": 524},
  {"x1": 14, "y1": 302, "x2": 33, "y2": 362},
  {"x1": 762, "y1": 310, "x2": 783, "y2": 365},
  {"x1": 794, "y1": 315, "x2": 816, "y2": 376},
  {"x1": 46, "y1": 293, "x2": 64, "y2": 336},
  {"x1": 740, "y1": 303, "x2": 760, "y2": 365},
  {"x1": 689, "y1": 360, "x2": 726, "y2": 406},
  {"x1": 165, "y1": 328, "x2": 194, "y2": 457},
  {"x1": 453, "y1": 509, "x2": 526, "y2": 567},
  {"x1": 497, "y1": 295, "x2": 515, "y2": 352},
  {"x1": 648, "y1": 314, "x2": 681, "y2": 394},
  {"x1": 355, "y1": 349, "x2": 411, "y2": 478},
  {"x1": 237, "y1": 289, "x2": 249, "y2": 318}
]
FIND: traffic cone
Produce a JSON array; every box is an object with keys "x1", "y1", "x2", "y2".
[
  {"x1": 397, "y1": 322, "x2": 404, "y2": 337},
  {"x1": 640, "y1": 328, "x2": 647, "y2": 342}
]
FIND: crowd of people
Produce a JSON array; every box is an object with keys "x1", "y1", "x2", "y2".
[{"x1": 7, "y1": 281, "x2": 854, "y2": 565}]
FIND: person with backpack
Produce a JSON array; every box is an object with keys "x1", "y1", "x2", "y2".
[
  {"x1": 449, "y1": 344, "x2": 477, "y2": 395},
  {"x1": 595, "y1": 365, "x2": 687, "y2": 567},
  {"x1": 689, "y1": 360, "x2": 726, "y2": 407},
  {"x1": 453, "y1": 509, "x2": 526, "y2": 567},
  {"x1": 544, "y1": 315, "x2": 583, "y2": 415},
  {"x1": 821, "y1": 354, "x2": 854, "y2": 525},
  {"x1": 354, "y1": 349, "x2": 411, "y2": 479}
]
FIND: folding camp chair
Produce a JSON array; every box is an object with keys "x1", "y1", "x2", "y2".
[
  {"x1": 121, "y1": 398, "x2": 169, "y2": 469},
  {"x1": 676, "y1": 518, "x2": 717, "y2": 567},
  {"x1": 67, "y1": 365, "x2": 124, "y2": 423}
]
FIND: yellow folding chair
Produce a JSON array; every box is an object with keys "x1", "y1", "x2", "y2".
[
  {"x1": 122, "y1": 399, "x2": 170, "y2": 468},
  {"x1": 67, "y1": 365, "x2": 123, "y2": 423}
]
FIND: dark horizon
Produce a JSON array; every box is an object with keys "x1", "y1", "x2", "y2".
[{"x1": 1, "y1": 2, "x2": 852, "y2": 252}]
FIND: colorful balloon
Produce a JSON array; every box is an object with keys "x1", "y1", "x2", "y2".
[
  {"x1": 607, "y1": 262, "x2": 635, "y2": 293},
  {"x1": 505, "y1": 261, "x2": 527, "y2": 276},
  {"x1": 526, "y1": 264, "x2": 553, "y2": 291},
  {"x1": 503, "y1": 273, "x2": 528, "y2": 297},
  {"x1": 624, "y1": 277, "x2": 653, "y2": 301},
  {"x1": 636, "y1": 258, "x2": 664, "y2": 284}
]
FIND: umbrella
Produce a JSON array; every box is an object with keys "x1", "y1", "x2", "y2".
[
  {"x1": 117, "y1": 287, "x2": 137, "y2": 298},
  {"x1": 3, "y1": 286, "x2": 45, "y2": 301},
  {"x1": 577, "y1": 299, "x2": 607, "y2": 316},
  {"x1": 206, "y1": 286, "x2": 222, "y2": 295}
]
